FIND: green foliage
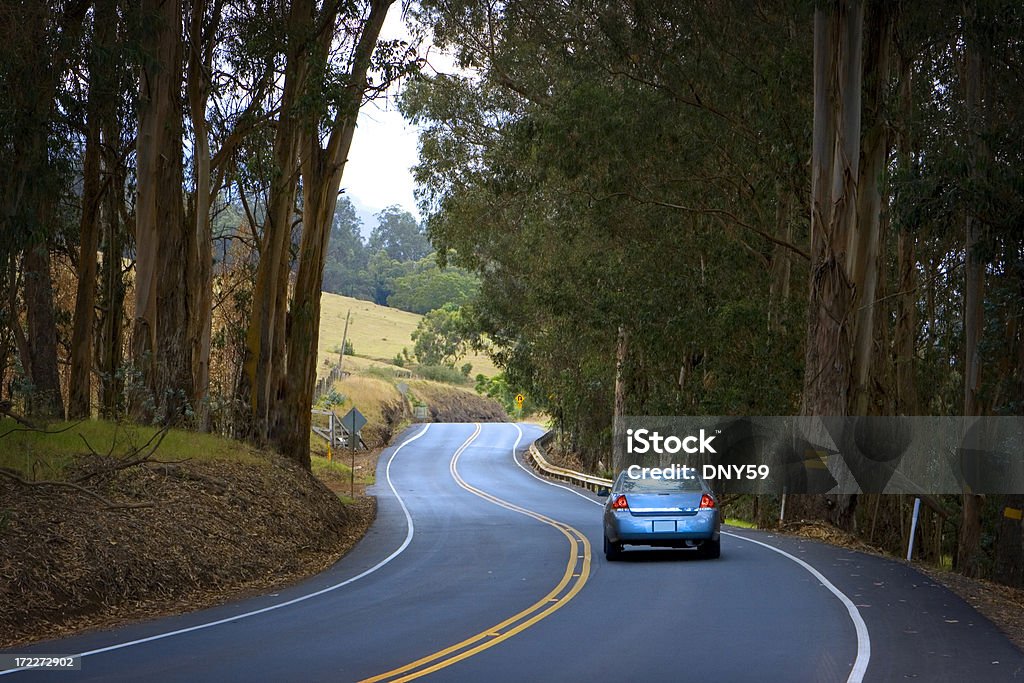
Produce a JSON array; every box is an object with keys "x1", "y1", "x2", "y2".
[
  {"x1": 474, "y1": 373, "x2": 517, "y2": 414},
  {"x1": 410, "y1": 304, "x2": 477, "y2": 366},
  {"x1": 0, "y1": 417, "x2": 268, "y2": 481},
  {"x1": 315, "y1": 388, "x2": 346, "y2": 409},
  {"x1": 387, "y1": 264, "x2": 479, "y2": 314},
  {"x1": 369, "y1": 205, "x2": 431, "y2": 261},
  {"x1": 403, "y1": 1, "x2": 815, "y2": 466},
  {"x1": 320, "y1": 197, "x2": 480, "y2": 315},
  {"x1": 322, "y1": 197, "x2": 373, "y2": 299},
  {"x1": 415, "y1": 364, "x2": 470, "y2": 384}
]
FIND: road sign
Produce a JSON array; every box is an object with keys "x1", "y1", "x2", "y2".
[
  {"x1": 342, "y1": 406, "x2": 367, "y2": 435},
  {"x1": 515, "y1": 394, "x2": 525, "y2": 408}
]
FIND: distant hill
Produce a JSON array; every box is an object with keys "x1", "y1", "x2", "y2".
[{"x1": 318, "y1": 292, "x2": 500, "y2": 378}]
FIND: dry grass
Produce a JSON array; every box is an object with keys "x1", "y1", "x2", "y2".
[
  {"x1": 318, "y1": 292, "x2": 501, "y2": 378},
  {"x1": 318, "y1": 375, "x2": 409, "y2": 447},
  {"x1": 407, "y1": 380, "x2": 507, "y2": 422}
]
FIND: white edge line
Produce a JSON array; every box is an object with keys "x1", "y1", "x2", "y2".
[
  {"x1": 509, "y1": 424, "x2": 870, "y2": 683},
  {"x1": 719, "y1": 530, "x2": 871, "y2": 683},
  {"x1": 0, "y1": 423, "x2": 433, "y2": 677},
  {"x1": 509, "y1": 424, "x2": 601, "y2": 505}
]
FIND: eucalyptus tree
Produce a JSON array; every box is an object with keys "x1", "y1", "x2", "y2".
[
  {"x1": 233, "y1": 0, "x2": 415, "y2": 465},
  {"x1": 405, "y1": 0, "x2": 813, "y2": 466},
  {"x1": 0, "y1": 0, "x2": 90, "y2": 418}
]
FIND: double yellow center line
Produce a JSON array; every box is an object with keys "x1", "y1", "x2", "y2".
[{"x1": 360, "y1": 424, "x2": 592, "y2": 682}]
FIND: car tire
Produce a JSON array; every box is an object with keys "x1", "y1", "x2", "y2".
[
  {"x1": 702, "y1": 538, "x2": 721, "y2": 559},
  {"x1": 604, "y1": 535, "x2": 622, "y2": 561}
]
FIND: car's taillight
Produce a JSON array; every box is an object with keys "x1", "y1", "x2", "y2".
[
  {"x1": 699, "y1": 494, "x2": 716, "y2": 509},
  {"x1": 612, "y1": 495, "x2": 629, "y2": 510}
]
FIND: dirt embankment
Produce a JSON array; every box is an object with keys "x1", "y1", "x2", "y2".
[
  {"x1": 409, "y1": 380, "x2": 507, "y2": 422},
  {"x1": 0, "y1": 453, "x2": 373, "y2": 649}
]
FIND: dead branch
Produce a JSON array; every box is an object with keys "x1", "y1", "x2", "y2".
[
  {"x1": 0, "y1": 468, "x2": 156, "y2": 510},
  {"x1": 75, "y1": 425, "x2": 172, "y2": 484},
  {"x1": 148, "y1": 464, "x2": 229, "y2": 493},
  {"x1": 0, "y1": 411, "x2": 85, "y2": 437}
]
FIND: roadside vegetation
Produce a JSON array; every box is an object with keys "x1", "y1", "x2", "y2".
[
  {"x1": 0, "y1": 417, "x2": 372, "y2": 648},
  {"x1": 405, "y1": 1, "x2": 1024, "y2": 590}
]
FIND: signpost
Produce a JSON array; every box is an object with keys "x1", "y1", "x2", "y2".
[{"x1": 342, "y1": 406, "x2": 366, "y2": 498}]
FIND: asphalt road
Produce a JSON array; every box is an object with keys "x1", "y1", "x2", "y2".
[{"x1": 3, "y1": 423, "x2": 1022, "y2": 682}]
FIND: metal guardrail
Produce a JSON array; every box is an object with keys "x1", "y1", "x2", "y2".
[{"x1": 526, "y1": 432, "x2": 613, "y2": 493}]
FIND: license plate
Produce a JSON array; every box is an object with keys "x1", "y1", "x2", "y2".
[{"x1": 652, "y1": 520, "x2": 676, "y2": 532}]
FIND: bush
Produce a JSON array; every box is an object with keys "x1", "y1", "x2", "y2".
[
  {"x1": 315, "y1": 387, "x2": 346, "y2": 408},
  {"x1": 416, "y1": 364, "x2": 469, "y2": 385}
]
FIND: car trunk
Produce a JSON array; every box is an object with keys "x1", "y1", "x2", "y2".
[{"x1": 623, "y1": 492, "x2": 705, "y2": 516}]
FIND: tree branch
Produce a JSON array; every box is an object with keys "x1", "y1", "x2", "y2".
[{"x1": 0, "y1": 468, "x2": 156, "y2": 510}]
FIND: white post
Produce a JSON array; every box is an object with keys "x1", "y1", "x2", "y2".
[
  {"x1": 329, "y1": 412, "x2": 335, "y2": 448},
  {"x1": 906, "y1": 497, "x2": 921, "y2": 561},
  {"x1": 779, "y1": 490, "x2": 787, "y2": 524}
]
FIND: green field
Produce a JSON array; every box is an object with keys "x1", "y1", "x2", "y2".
[{"x1": 318, "y1": 292, "x2": 500, "y2": 378}]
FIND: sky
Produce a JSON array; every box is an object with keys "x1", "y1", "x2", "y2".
[
  {"x1": 342, "y1": 8, "x2": 450, "y2": 238},
  {"x1": 344, "y1": 99, "x2": 420, "y2": 236}
]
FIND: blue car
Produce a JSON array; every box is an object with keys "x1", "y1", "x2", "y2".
[{"x1": 600, "y1": 469, "x2": 721, "y2": 560}]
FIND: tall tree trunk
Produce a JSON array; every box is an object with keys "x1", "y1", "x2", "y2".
[
  {"x1": 96, "y1": 14, "x2": 126, "y2": 421},
  {"x1": 97, "y1": 164, "x2": 125, "y2": 418},
  {"x1": 802, "y1": 0, "x2": 863, "y2": 419},
  {"x1": 849, "y1": 0, "x2": 893, "y2": 416},
  {"x1": 958, "y1": 0, "x2": 986, "y2": 577},
  {"x1": 612, "y1": 325, "x2": 629, "y2": 474},
  {"x1": 4, "y1": 3, "x2": 84, "y2": 420},
  {"x1": 187, "y1": 0, "x2": 217, "y2": 429},
  {"x1": 69, "y1": 112, "x2": 101, "y2": 418},
  {"x1": 892, "y1": 33, "x2": 918, "y2": 416},
  {"x1": 795, "y1": 0, "x2": 865, "y2": 531},
  {"x1": 23, "y1": 242, "x2": 64, "y2": 418},
  {"x1": 237, "y1": 0, "x2": 309, "y2": 442},
  {"x1": 272, "y1": 0, "x2": 394, "y2": 467},
  {"x1": 68, "y1": 1, "x2": 115, "y2": 419},
  {"x1": 134, "y1": 0, "x2": 191, "y2": 422}
]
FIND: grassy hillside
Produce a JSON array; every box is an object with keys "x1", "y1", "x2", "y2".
[
  {"x1": 318, "y1": 293, "x2": 500, "y2": 378},
  {"x1": 313, "y1": 375, "x2": 408, "y2": 448}
]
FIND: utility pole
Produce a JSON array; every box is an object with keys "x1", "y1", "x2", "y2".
[{"x1": 339, "y1": 309, "x2": 351, "y2": 374}]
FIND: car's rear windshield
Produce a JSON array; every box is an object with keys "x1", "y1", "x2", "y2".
[{"x1": 614, "y1": 471, "x2": 705, "y2": 493}]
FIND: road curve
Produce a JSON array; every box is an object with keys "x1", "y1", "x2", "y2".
[{"x1": 2, "y1": 423, "x2": 1022, "y2": 682}]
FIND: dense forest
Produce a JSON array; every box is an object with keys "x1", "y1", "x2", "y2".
[
  {"x1": 320, "y1": 197, "x2": 478, "y2": 312},
  {"x1": 403, "y1": 1, "x2": 1024, "y2": 584},
  {"x1": 1, "y1": 0, "x2": 1022, "y2": 586},
  {"x1": 0, "y1": 0, "x2": 419, "y2": 467}
]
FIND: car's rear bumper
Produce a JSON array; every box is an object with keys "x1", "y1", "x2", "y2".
[{"x1": 606, "y1": 512, "x2": 719, "y2": 545}]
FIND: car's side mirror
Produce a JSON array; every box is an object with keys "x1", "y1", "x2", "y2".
[{"x1": 597, "y1": 488, "x2": 610, "y2": 497}]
